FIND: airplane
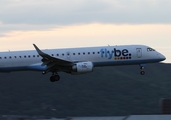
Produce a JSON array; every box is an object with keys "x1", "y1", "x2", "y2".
[{"x1": 0, "y1": 44, "x2": 166, "y2": 82}]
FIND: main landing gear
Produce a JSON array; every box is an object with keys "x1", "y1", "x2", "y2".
[
  {"x1": 140, "y1": 65, "x2": 145, "y2": 75},
  {"x1": 43, "y1": 71, "x2": 60, "y2": 82},
  {"x1": 50, "y1": 72, "x2": 60, "y2": 82}
]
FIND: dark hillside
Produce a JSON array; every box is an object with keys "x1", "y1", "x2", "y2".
[{"x1": 0, "y1": 63, "x2": 171, "y2": 117}]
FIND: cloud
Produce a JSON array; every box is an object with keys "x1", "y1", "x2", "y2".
[
  {"x1": 0, "y1": 23, "x2": 170, "y2": 47},
  {"x1": 0, "y1": 0, "x2": 171, "y2": 25},
  {"x1": 0, "y1": 23, "x2": 62, "y2": 37}
]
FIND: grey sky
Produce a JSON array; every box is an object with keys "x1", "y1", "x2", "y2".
[{"x1": 1, "y1": 0, "x2": 171, "y2": 26}]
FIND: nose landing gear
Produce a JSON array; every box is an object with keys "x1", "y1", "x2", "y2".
[{"x1": 140, "y1": 64, "x2": 145, "y2": 75}]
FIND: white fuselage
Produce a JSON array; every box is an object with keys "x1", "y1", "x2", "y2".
[{"x1": 0, "y1": 45, "x2": 166, "y2": 72}]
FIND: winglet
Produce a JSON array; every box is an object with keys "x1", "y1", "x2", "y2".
[{"x1": 33, "y1": 44, "x2": 47, "y2": 56}]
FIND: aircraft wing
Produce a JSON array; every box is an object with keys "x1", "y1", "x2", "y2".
[{"x1": 33, "y1": 44, "x2": 74, "y2": 72}]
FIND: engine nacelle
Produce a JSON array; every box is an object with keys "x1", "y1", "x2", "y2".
[{"x1": 72, "y1": 61, "x2": 93, "y2": 74}]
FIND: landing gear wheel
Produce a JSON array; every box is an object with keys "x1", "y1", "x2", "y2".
[
  {"x1": 54, "y1": 75, "x2": 60, "y2": 81},
  {"x1": 140, "y1": 71, "x2": 145, "y2": 75},
  {"x1": 139, "y1": 64, "x2": 145, "y2": 75},
  {"x1": 50, "y1": 76, "x2": 55, "y2": 82},
  {"x1": 50, "y1": 75, "x2": 60, "y2": 82},
  {"x1": 140, "y1": 66, "x2": 144, "y2": 70}
]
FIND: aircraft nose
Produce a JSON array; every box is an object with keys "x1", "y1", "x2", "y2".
[{"x1": 159, "y1": 53, "x2": 166, "y2": 61}]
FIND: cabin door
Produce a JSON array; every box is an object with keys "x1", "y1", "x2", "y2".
[{"x1": 136, "y1": 48, "x2": 142, "y2": 58}]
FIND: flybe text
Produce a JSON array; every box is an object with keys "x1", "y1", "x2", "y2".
[{"x1": 100, "y1": 48, "x2": 132, "y2": 60}]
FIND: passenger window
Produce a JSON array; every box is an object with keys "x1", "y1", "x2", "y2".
[
  {"x1": 33, "y1": 55, "x2": 35, "y2": 57},
  {"x1": 88, "y1": 52, "x2": 90, "y2": 54},
  {"x1": 78, "y1": 53, "x2": 80, "y2": 55},
  {"x1": 62, "y1": 54, "x2": 64, "y2": 56},
  {"x1": 51, "y1": 54, "x2": 54, "y2": 56},
  {"x1": 19, "y1": 56, "x2": 22, "y2": 58},
  {"x1": 37, "y1": 55, "x2": 39, "y2": 57},
  {"x1": 73, "y1": 53, "x2": 75, "y2": 55},
  {"x1": 93, "y1": 52, "x2": 95, "y2": 54},
  {"x1": 4, "y1": 57, "x2": 7, "y2": 59},
  {"x1": 9, "y1": 56, "x2": 12, "y2": 59},
  {"x1": 83, "y1": 52, "x2": 85, "y2": 55}
]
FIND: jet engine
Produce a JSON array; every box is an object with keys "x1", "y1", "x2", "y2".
[{"x1": 72, "y1": 61, "x2": 93, "y2": 74}]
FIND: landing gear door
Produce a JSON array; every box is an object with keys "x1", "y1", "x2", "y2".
[{"x1": 136, "y1": 48, "x2": 142, "y2": 58}]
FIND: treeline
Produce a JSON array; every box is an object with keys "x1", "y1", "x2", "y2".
[{"x1": 0, "y1": 63, "x2": 171, "y2": 117}]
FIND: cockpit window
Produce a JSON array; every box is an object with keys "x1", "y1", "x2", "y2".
[{"x1": 147, "y1": 48, "x2": 155, "y2": 52}]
